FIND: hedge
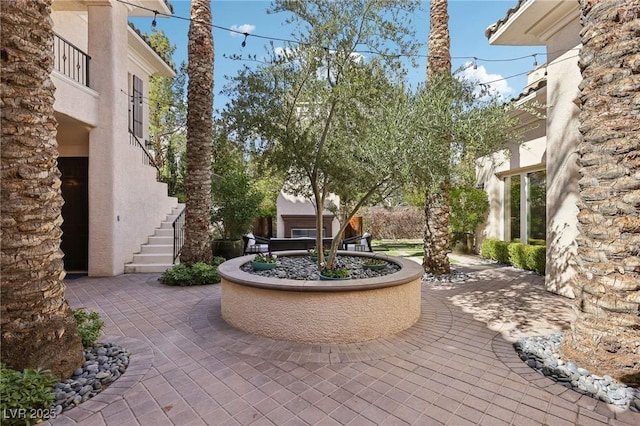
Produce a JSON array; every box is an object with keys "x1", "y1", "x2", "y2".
[{"x1": 480, "y1": 238, "x2": 545, "y2": 275}]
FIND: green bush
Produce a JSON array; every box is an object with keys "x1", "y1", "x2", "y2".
[
  {"x1": 480, "y1": 239, "x2": 510, "y2": 263},
  {"x1": 0, "y1": 363, "x2": 57, "y2": 426},
  {"x1": 494, "y1": 241, "x2": 510, "y2": 264},
  {"x1": 480, "y1": 238, "x2": 496, "y2": 260},
  {"x1": 160, "y1": 258, "x2": 225, "y2": 286},
  {"x1": 524, "y1": 245, "x2": 546, "y2": 275},
  {"x1": 480, "y1": 238, "x2": 546, "y2": 276},
  {"x1": 508, "y1": 243, "x2": 526, "y2": 269},
  {"x1": 73, "y1": 308, "x2": 104, "y2": 348}
]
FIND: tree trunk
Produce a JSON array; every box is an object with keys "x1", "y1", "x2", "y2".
[
  {"x1": 1, "y1": 0, "x2": 84, "y2": 379},
  {"x1": 559, "y1": 0, "x2": 640, "y2": 385},
  {"x1": 423, "y1": 0, "x2": 452, "y2": 275},
  {"x1": 426, "y1": 0, "x2": 452, "y2": 81},
  {"x1": 181, "y1": 0, "x2": 214, "y2": 265},
  {"x1": 423, "y1": 185, "x2": 451, "y2": 274}
]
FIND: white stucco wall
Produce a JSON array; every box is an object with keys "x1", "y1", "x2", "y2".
[
  {"x1": 481, "y1": 1, "x2": 581, "y2": 298},
  {"x1": 52, "y1": 1, "x2": 177, "y2": 276},
  {"x1": 543, "y1": 21, "x2": 582, "y2": 298},
  {"x1": 52, "y1": 11, "x2": 88, "y2": 53}
]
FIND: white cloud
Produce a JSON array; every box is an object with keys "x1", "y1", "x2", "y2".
[
  {"x1": 458, "y1": 62, "x2": 514, "y2": 100},
  {"x1": 230, "y1": 24, "x2": 256, "y2": 37}
]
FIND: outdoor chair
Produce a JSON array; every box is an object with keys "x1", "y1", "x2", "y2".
[
  {"x1": 342, "y1": 232, "x2": 373, "y2": 252},
  {"x1": 242, "y1": 233, "x2": 270, "y2": 255}
]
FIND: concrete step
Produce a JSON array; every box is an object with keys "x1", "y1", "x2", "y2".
[
  {"x1": 125, "y1": 203, "x2": 185, "y2": 274},
  {"x1": 160, "y1": 221, "x2": 174, "y2": 229},
  {"x1": 132, "y1": 253, "x2": 173, "y2": 264},
  {"x1": 147, "y1": 236, "x2": 173, "y2": 245},
  {"x1": 153, "y1": 228, "x2": 173, "y2": 238},
  {"x1": 124, "y1": 263, "x2": 175, "y2": 273},
  {"x1": 140, "y1": 244, "x2": 174, "y2": 254}
]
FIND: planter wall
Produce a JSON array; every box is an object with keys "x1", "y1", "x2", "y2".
[{"x1": 218, "y1": 252, "x2": 423, "y2": 344}]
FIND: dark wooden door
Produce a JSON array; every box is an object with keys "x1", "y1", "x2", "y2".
[{"x1": 59, "y1": 157, "x2": 89, "y2": 272}]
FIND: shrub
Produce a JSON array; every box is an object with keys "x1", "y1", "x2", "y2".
[
  {"x1": 480, "y1": 238, "x2": 496, "y2": 260},
  {"x1": 494, "y1": 241, "x2": 510, "y2": 264},
  {"x1": 73, "y1": 308, "x2": 105, "y2": 348},
  {"x1": 480, "y1": 238, "x2": 546, "y2": 276},
  {"x1": 160, "y1": 258, "x2": 225, "y2": 286},
  {"x1": 362, "y1": 206, "x2": 423, "y2": 239},
  {"x1": 0, "y1": 363, "x2": 57, "y2": 426},
  {"x1": 524, "y1": 245, "x2": 546, "y2": 275},
  {"x1": 320, "y1": 267, "x2": 351, "y2": 279},
  {"x1": 508, "y1": 243, "x2": 526, "y2": 269}
]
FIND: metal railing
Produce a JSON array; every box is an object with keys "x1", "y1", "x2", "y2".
[
  {"x1": 129, "y1": 131, "x2": 161, "y2": 180},
  {"x1": 172, "y1": 208, "x2": 185, "y2": 263},
  {"x1": 53, "y1": 33, "x2": 90, "y2": 87}
]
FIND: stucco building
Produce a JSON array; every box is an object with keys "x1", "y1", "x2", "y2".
[
  {"x1": 275, "y1": 191, "x2": 340, "y2": 239},
  {"x1": 52, "y1": 0, "x2": 179, "y2": 276},
  {"x1": 477, "y1": 0, "x2": 582, "y2": 298}
]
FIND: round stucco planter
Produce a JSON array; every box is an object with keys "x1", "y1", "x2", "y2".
[{"x1": 217, "y1": 251, "x2": 423, "y2": 344}]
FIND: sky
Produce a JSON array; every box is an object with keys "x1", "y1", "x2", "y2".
[{"x1": 130, "y1": 0, "x2": 546, "y2": 114}]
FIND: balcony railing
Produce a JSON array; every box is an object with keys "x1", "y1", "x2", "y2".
[
  {"x1": 129, "y1": 131, "x2": 161, "y2": 180},
  {"x1": 53, "y1": 33, "x2": 90, "y2": 87}
]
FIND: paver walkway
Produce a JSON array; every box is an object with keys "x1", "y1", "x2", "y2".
[{"x1": 45, "y1": 257, "x2": 640, "y2": 425}]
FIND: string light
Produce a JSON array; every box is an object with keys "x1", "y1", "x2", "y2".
[
  {"x1": 151, "y1": 11, "x2": 157, "y2": 28},
  {"x1": 116, "y1": 0, "x2": 583, "y2": 88},
  {"x1": 116, "y1": 0, "x2": 560, "y2": 65}
]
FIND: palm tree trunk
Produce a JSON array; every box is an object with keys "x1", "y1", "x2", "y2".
[
  {"x1": 423, "y1": 0, "x2": 452, "y2": 275},
  {"x1": 559, "y1": 0, "x2": 640, "y2": 385},
  {"x1": 181, "y1": 0, "x2": 214, "y2": 264},
  {"x1": 1, "y1": 0, "x2": 84, "y2": 379}
]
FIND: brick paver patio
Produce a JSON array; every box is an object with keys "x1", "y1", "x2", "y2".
[{"x1": 45, "y1": 257, "x2": 640, "y2": 425}]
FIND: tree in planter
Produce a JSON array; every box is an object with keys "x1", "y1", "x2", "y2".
[
  {"x1": 211, "y1": 131, "x2": 263, "y2": 258},
  {"x1": 222, "y1": 0, "x2": 420, "y2": 269}
]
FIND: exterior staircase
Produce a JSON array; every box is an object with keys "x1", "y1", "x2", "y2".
[{"x1": 124, "y1": 203, "x2": 184, "y2": 273}]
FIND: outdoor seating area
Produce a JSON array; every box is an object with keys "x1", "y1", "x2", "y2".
[
  {"x1": 241, "y1": 233, "x2": 270, "y2": 254},
  {"x1": 341, "y1": 232, "x2": 373, "y2": 252}
]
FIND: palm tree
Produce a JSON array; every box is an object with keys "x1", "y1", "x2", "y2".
[
  {"x1": 559, "y1": 0, "x2": 640, "y2": 384},
  {"x1": 1, "y1": 0, "x2": 84, "y2": 379},
  {"x1": 423, "y1": 0, "x2": 452, "y2": 275},
  {"x1": 180, "y1": 0, "x2": 214, "y2": 264}
]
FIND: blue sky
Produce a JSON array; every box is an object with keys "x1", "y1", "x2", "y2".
[{"x1": 131, "y1": 0, "x2": 545, "y2": 113}]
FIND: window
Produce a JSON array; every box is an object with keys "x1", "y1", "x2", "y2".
[
  {"x1": 291, "y1": 228, "x2": 325, "y2": 238},
  {"x1": 527, "y1": 170, "x2": 546, "y2": 242},
  {"x1": 130, "y1": 75, "x2": 143, "y2": 137},
  {"x1": 506, "y1": 176, "x2": 521, "y2": 240},
  {"x1": 503, "y1": 169, "x2": 546, "y2": 243}
]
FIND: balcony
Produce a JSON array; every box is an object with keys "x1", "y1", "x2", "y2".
[{"x1": 53, "y1": 33, "x2": 90, "y2": 87}]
